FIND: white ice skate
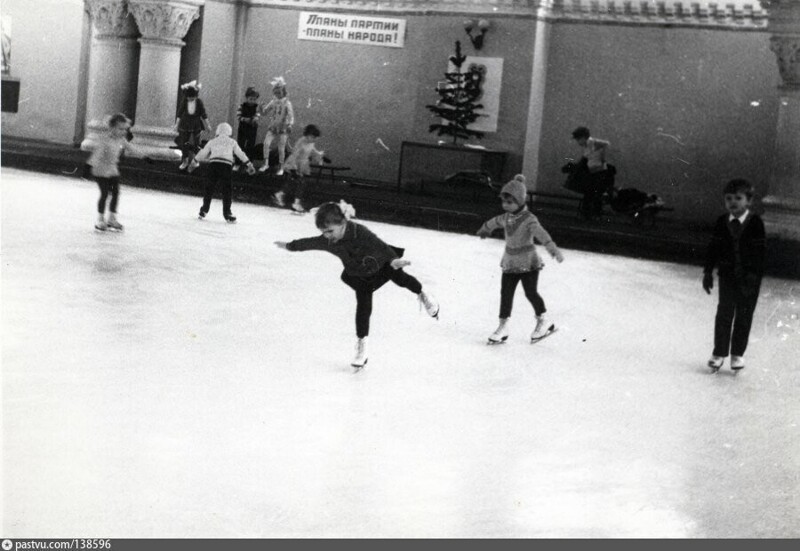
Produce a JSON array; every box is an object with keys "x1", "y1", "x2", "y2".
[
  {"x1": 418, "y1": 290, "x2": 439, "y2": 319},
  {"x1": 106, "y1": 213, "x2": 123, "y2": 231},
  {"x1": 95, "y1": 218, "x2": 108, "y2": 231},
  {"x1": 487, "y1": 318, "x2": 509, "y2": 345},
  {"x1": 187, "y1": 159, "x2": 200, "y2": 173},
  {"x1": 258, "y1": 163, "x2": 269, "y2": 173},
  {"x1": 707, "y1": 355, "x2": 724, "y2": 372},
  {"x1": 530, "y1": 315, "x2": 556, "y2": 343},
  {"x1": 731, "y1": 355, "x2": 745, "y2": 373},
  {"x1": 351, "y1": 337, "x2": 368, "y2": 370},
  {"x1": 272, "y1": 191, "x2": 286, "y2": 207},
  {"x1": 178, "y1": 158, "x2": 189, "y2": 171},
  {"x1": 291, "y1": 199, "x2": 306, "y2": 213}
]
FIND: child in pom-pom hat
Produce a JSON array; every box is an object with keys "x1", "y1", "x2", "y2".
[{"x1": 477, "y1": 174, "x2": 564, "y2": 344}]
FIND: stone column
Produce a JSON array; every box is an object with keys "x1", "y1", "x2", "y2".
[
  {"x1": 127, "y1": 0, "x2": 202, "y2": 159},
  {"x1": 522, "y1": 8, "x2": 552, "y2": 192},
  {"x1": 763, "y1": 0, "x2": 800, "y2": 246},
  {"x1": 80, "y1": 0, "x2": 140, "y2": 151}
]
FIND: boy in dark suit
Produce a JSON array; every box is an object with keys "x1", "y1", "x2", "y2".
[{"x1": 703, "y1": 179, "x2": 766, "y2": 372}]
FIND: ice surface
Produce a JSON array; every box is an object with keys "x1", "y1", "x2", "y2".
[{"x1": 1, "y1": 168, "x2": 798, "y2": 537}]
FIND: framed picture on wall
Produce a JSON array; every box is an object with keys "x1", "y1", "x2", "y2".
[{"x1": 446, "y1": 55, "x2": 503, "y2": 133}]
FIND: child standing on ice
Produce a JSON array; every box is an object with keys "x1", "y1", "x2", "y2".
[
  {"x1": 193, "y1": 122, "x2": 255, "y2": 223},
  {"x1": 477, "y1": 174, "x2": 564, "y2": 344},
  {"x1": 703, "y1": 178, "x2": 766, "y2": 373},
  {"x1": 87, "y1": 113, "x2": 136, "y2": 231},
  {"x1": 274, "y1": 201, "x2": 439, "y2": 369}
]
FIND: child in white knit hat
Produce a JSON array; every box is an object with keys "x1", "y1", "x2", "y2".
[
  {"x1": 193, "y1": 122, "x2": 255, "y2": 223},
  {"x1": 477, "y1": 174, "x2": 564, "y2": 344}
]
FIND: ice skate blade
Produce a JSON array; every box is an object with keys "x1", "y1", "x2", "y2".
[
  {"x1": 530, "y1": 325, "x2": 557, "y2": 343},
  {"x1": 487, "y1": 336, "x2": 508, "y2": 345},
  {"x1": 351, "y1": 358, "x2": 368, "y2": 370}
]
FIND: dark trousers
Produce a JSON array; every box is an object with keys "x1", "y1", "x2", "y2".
[
  {"x1": 499, "y1": 270, "x2": 546, "y2": 319},
  {"x1": 236, "y1": 125, "x2": 258, "y2": 165},
  {"x1": 713, "y1": 274, "x2": 760, "y2": 357},
  {"x1": 96, "y1": 177, "x2": 120, "y2": 214},
  {"x1": 580, "y1": 170, "x2": 614, "y2": 219},
  {"x1": 201, "y1": 162, "x2": 233, "y2": 215},
  {"x1": 280, "y1": 171, "x2": 307, "y2": 202},
  {"x1": 341, "y1": 264, "x2": 423, "y2": 338}
]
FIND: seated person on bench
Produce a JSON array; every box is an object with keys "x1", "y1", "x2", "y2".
[{"x1": 567, "y1": 126, "x2": 615, "y2": 219}]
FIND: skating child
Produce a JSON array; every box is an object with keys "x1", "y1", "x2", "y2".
[
  {"x1": 258, "y1": 77, "x2": 294, "y2": 174},
  {"x1": 193, "y1": 122, "x2": 255, "y2": 223},
  {"x1": 703, "y1": 178, "x2": 766, "y2": 372},
  {"x1": 174, "y1": 80, "x2": 210, "y2": 173},
  {"x1": 272, "y1": 124, "x2": 325, "y2": 212},
  {"x1": 477, "y1": 174, "x2": 564, "y2": 344},
  {"x1": 87, "y1": 113, "x2": 136, "y2": 231},
  {"x1": 274, "y1": 201, "x2": 439, "y2": 368},
  {"x1": 233, "y1": 86, "x2": 261, "y2": 172}
]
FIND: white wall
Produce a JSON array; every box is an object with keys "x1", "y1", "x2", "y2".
[{"x1": 0, "y1": 0, "x2": 86, "y2": 143}]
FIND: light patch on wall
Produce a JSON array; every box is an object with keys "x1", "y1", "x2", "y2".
[{"x1": 1, "y1": 14, "x2": 11, "y2": 75}]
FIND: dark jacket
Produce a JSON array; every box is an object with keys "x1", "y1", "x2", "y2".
[
  {"x1": 286, "y1": 221, "x2": 400, "y2": 278},
  {"x1": 177, "y1": 97, "x2": 208, "y2": 132},
  {"x1": 704, "y1": 213, "x2": 766, "y2": 286}
]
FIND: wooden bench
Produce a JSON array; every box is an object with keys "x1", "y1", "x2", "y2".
[
  {"x1": 311, "y1": 164, "x2": 351, "y2": 186},
  {"x1": 527, "y1": 190, "x2": 674, "y2": 226}
]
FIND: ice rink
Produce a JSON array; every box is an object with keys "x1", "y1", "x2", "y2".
[{"x1": 2, "y1": 167, "x2": 799, "y2": 538}]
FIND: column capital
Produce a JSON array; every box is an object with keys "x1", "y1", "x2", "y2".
[
  {"x1": 769, "y1": 36, "x2": 800, "y2": 88},
  {"x1": 128, "y1": 0, "x2": 202, "y2": 43},
  {"x1": 764, "y1": 0, "x2": 800, "y2": 88},
  {"x1": 85, "y1": 0, "x2": 138, "y2": 39}
]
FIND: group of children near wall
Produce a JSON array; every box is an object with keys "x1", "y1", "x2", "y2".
[
  {"x1": 86, "y1": 88, "x2": 767, "y2": 372},
  {"x1": 172, "y1": 78, "x2": 324, "y2": 220}
]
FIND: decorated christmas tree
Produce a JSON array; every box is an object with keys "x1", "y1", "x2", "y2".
[{"x1": 426, "y1": 40, "x2": 485, "y2": 144}]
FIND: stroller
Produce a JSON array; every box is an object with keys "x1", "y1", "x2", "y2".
[{"x1": 562, "y1": 160, "x2": 668, "y2": 224}]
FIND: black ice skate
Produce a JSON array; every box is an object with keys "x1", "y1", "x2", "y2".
[
  {"x1": 224, "y1": 213, "x2": 237, "y2": 224},
  {"x1": 198, "y1": 209, "x2": 207, "y2": 220}
]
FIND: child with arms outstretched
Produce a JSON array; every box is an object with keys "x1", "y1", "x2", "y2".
[
  {"x1": 86, "y1": 113, "x2": 137, "y2": 231},
  {"x1": 477, "y1": 174, "x2": 564, "y2": 344},
  {"x1": 275, "y1": 201, "x2": 439, "y2": 369}
]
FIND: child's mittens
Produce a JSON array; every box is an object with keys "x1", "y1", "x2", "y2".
[
  {"x1": 702, "y1": 272, "x2": 713, "y2": 294},
  {"x1": 390, "y1": 258, "x2": 411, "y2": 270},
  {"x1": 323, "y1": 156, "x2": 332, "y2": 164},
  {"x1": 245, "y1": 162, "x2": 256, "y2": 176}
]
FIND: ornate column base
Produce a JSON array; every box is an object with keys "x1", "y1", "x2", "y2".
[{"x1": 129, "y1": 124, "x2": 182, "y2": 160}]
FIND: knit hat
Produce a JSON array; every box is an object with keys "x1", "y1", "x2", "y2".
[
  {"x1": 215, "y1": 122, "x2": 232, "y2": 137},
  {"x1": 500, "y1": 174, "x2": 527, "y2": 206},
  {"x1": 245, "y1": 86, "x2": 260, "y2": 99}
]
